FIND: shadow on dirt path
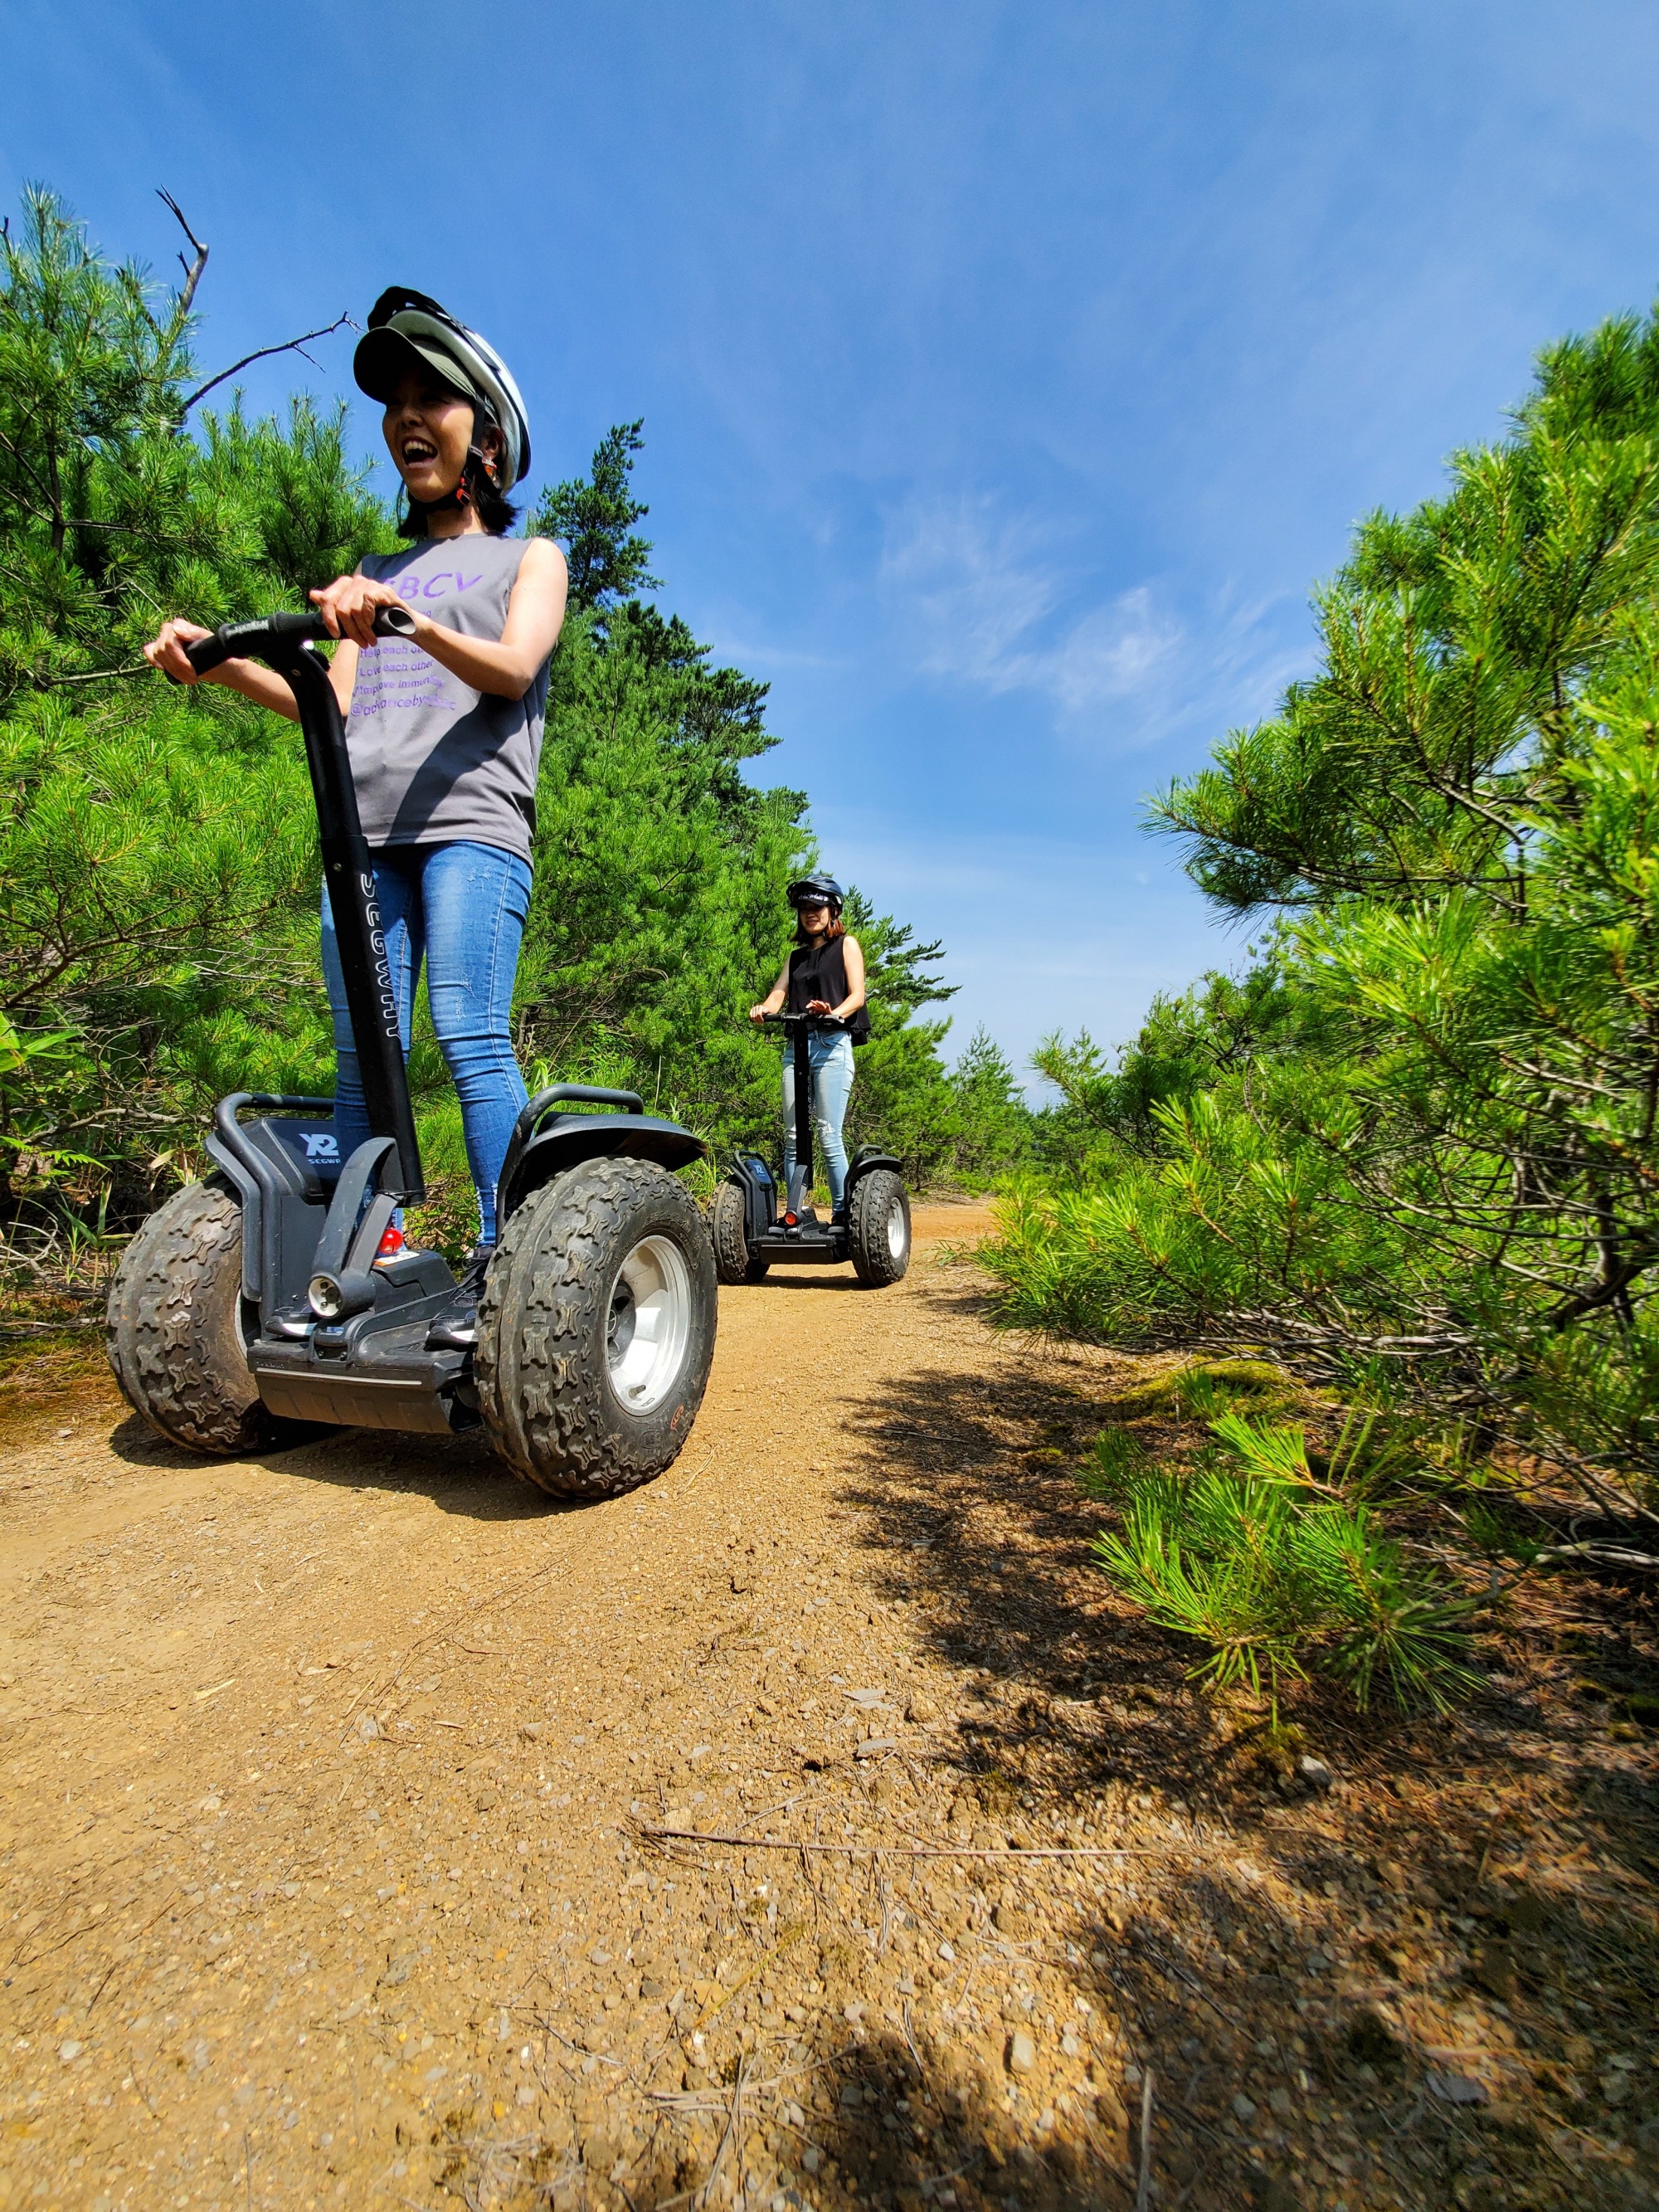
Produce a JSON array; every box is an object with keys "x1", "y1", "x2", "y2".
[
  {"x1": 0, "y1": 1216, "x2": 1653, "y2": 2212},
  {"x1": 823, "y1": 1299, "x2": 1659, "y2": 2212},
  {"x1": 100, "y1": 1404, "x2": 573, "y2": 1522}
]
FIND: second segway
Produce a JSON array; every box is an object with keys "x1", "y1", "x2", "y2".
[{"x1": 709, "y1": 1012, "x2": 910, "y2": 1286}]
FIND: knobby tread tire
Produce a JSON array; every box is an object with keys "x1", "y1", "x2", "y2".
[
  {"x1": 477, "y1": 1156, "x2": 718, "y2": 1500},
  {"x1": 849, "y1": 1168, "x2": 911, "y2": 1286},
  {"x1": 709, "y1": 1181, "x2": 769, "y2": 1284},
  {"x1": 105, "y1": 1180, "x2": 279, "y2": 1454}
]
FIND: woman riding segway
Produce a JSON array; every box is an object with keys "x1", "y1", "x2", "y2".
[
  {"x1": 712, "y1": 874, "x2": 906, "y2": 1286},
  {"x1": 144, "y1": 288, "x2": 567, "y2": 1351},
  {"x1": 748, "y1": 875, "x2": 868, "y2": 1221}
]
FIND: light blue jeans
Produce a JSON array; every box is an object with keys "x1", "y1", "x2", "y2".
[
  {"x1": 782, "y1": 1030, "x2": 855, "y2": 1206},
  {"x1": 321, "y1": 840, "x2": 533, "y2": 1243}
]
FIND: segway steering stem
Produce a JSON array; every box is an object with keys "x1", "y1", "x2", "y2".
[
  {"x1": 185, "y1": 606, "x2": 425, "y2": 1199},
  {"x1": 764, "y1": 1008, "x2": 840, "y2": 1220}
]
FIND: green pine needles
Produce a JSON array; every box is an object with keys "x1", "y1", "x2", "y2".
[
  {"x1": 1086, "y1": 1415, "x2": 1474, "y2": 1714},
  {"x1": 985, "y1": 300, "x2": 1659, "y2": 1520}
]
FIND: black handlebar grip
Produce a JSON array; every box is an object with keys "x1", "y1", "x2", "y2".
[
  {"x1": 181, "y1": 611, "x2": 319, "y2": 676},
  {"x1": 179, "y1": 601, "x2": 416, "y2": 678},
  {"x1": 179, "y1": 631, "x2": 235, "y2": 679}
]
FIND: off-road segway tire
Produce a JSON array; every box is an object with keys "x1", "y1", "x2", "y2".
[
  {"x1": 849, "y1": 1168, "x2": 911, "y2": 1286},
  {"x1": 105, "y1": 1180, "x2": 287, "y2": 1454},
  {"x1": 709, "y1": 1180, "x2": 769, "y2": 1284},
  {"x1": 478, "y1": 1156, "x2": 718, "y2": 1500}
]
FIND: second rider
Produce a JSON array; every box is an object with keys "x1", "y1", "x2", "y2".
[{"x1": 750, "y1": 876, "x2": 868, "y2": 1220}]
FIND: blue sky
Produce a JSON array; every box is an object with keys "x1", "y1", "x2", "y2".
[{"x1": 8, "y1": 0, "x2": 1659, "y2": 1082}]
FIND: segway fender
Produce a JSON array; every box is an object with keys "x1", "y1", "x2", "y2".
[
  {"x1": 499, "y1": 1115, "x2": 705, "y2": 1223},
  {"x1": 202, "y1": 1135, "x2": 260, "y2": 1294},
  {"x1": 726, "y1": 1153, "x2": 775, "y2": 1246},
  {"x1": 844, "y1": 1145, "x2": 902, "y2": 1203},
  {"x1": 204, "y1": 1093, "x2": 343, "y2": 1316}
]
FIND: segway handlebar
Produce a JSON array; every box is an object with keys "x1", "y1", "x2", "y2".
[
  {"x1": 182, "y1": 602, "x2": 416, "y2": 678},
  {"x1": 757, "y1": 1010, "x2": 848, "y2": 1032}
]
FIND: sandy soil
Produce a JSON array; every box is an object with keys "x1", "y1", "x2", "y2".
[{"x1": 0, "y1": 1205, "x2": 1655, "y2": 2212}]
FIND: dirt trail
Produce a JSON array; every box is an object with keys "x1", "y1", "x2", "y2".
[{"x1": 2, "y1": 1206, "x2": 1656, "y2": 2212}]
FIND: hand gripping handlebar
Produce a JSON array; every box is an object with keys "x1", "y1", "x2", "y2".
[
  {"x1": 182, "y1": 602, "x2": 417, "y2": 678},
  {"x1": 760, "y1": 1010, "x2": 848, "y2": 1032}
]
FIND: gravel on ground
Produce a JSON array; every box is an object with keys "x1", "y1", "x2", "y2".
[{"x1": 0, "y1": 1204, "x2": 1654, "y2": 2212}]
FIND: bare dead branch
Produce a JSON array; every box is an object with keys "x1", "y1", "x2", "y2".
[
  {"x1": 1534, "y1": 1542, "x2": 1659, "y2": 1571},
  {"x1": 691, "y1": 2053, "x2": 747, "y2": 2212},
  {"x1": 1136, "y1": 2068, "x2": 1155, "y2": 2212},
  {"x1": 639, "y1": 1824, "x2": 1207, "y2": 1860},
  {"x1": 178, "y1": 314, "x2": 356, "y2": 418},
  {"x1": 156, "y1": 189, "x2": 207, "y2": 314}
]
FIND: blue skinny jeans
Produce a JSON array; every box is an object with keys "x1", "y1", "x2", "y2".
[
  {"x1": 782, "y1": 1030, "x2": 855, "y2": 1206},
  {"x1": 321, "y1": 840, "x2": 533, "y2": 1245}
]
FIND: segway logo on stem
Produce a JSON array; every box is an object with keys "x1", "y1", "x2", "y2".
[
  {"x1": 302, "y1": 1133, "x2": 339, "y2": 1162},
  {"x1": 362, "y1": 873, "x2": 399, "y2": 1040}
]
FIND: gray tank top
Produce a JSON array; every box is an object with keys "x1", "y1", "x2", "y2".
[{"x1": 344, "y1": 534, "x2": 549, "y2": 860}]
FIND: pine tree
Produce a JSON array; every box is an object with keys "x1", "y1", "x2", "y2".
[
  {"x1": 530, "y1": 419, "x2": 659, "y2": 614},
  {"x1": 990, "y1": 303, "x2": 1659, "y2": 1510}
]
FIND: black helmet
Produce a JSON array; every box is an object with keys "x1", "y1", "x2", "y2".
[{"x1": 788, "y1": 875, "x2": 843, "y2": 911}]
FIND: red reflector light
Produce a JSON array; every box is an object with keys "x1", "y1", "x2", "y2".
[
  {"x1": 782, "y1": 1212, "x2": 798, "y2": 1227},
  {"x1": 374, "y1": 1223, "x2": 406, "y2": 1264}
]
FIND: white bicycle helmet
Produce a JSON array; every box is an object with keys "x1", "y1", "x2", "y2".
[{"x1": 353, "y1": 287, "x2": 532, "y2": 491}]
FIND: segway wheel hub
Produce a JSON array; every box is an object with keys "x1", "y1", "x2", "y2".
[{"x1": 606, "y1": 1234, "x2": 693, "y2": 1415}]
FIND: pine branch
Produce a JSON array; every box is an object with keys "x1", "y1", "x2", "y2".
[{"x1": 31, "y1": 664, "x2": 149, "y2": 689}]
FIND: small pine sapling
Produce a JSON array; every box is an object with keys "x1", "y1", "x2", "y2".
[{"x1": 1087, "y1": 1412, "x2": 1474, "y2": 1713}]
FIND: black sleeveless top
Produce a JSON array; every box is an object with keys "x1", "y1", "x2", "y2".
[{"x1": 786, "y1": 936, "x2": 870, "y2": 1043}]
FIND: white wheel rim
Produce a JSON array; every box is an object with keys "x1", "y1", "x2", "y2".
[
  {"x1": 606, "y1": 1234, "x2": 693, "y2": 1415},
  {"x1": 888, "y1": 1201, "x2": 908, "y2": 1261}
]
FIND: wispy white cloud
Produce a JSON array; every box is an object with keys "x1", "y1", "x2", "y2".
[
  {"x1": 880, "y1": 495, "x2": 1062, "y2": 686},
  {"x1": 1039, "y1": 587, "x2": 1184, "y2": 715},
  {"x1": 879, "y1": 494, "x2": 1303, "y2": 748},
  {"x1": 809, "y1": 812, "x2": 1244, "y2": 1090},
  {"x1": 703, "y1": 636, "x2": 847, "y2": 674}
]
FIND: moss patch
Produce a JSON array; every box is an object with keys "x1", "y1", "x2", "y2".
[{"x1": 1097, "y1": 1356, "x2": 1308, "y2": 1427}]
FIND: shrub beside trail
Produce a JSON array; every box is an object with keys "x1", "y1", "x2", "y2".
[{"x1": 985, "y1": 303, "x2": 1659, "y2": 1701}]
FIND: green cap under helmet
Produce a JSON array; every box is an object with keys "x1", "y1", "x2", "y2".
[{"x1": 353, "y1": 287, "x2": 532, "y2": 492}]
